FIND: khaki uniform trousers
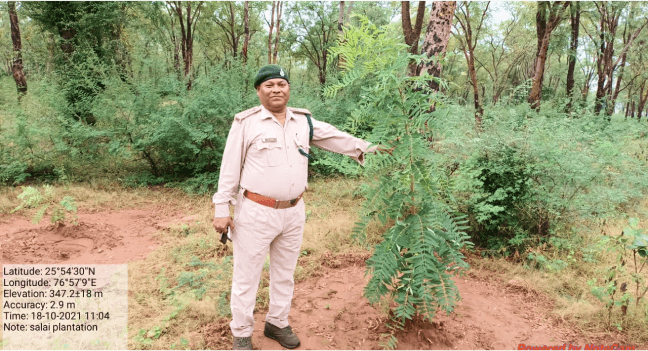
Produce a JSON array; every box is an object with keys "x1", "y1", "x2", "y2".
[{"x1": 230, "y1": 189, "x2": 306, "y2": 337}]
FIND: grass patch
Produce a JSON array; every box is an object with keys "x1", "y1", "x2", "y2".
[
  {"x1": 2, "y1": 181, "x2": 205, "y2": 217},
  {"x1": 469, "y1": 197, "x2": 648, "y2": 344}
]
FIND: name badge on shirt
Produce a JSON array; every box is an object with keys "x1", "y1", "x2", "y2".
[{"x1": 262, "y1": 138, "x2": 277, "y2": 143}]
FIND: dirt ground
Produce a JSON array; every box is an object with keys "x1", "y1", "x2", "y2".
[
  {"x1": 1, "y1": 208, "x2": 643, "y2": 350},
  {"x1": 0, "y1": 208, "x2": 182, "y2": 264},
  {"x1": 251, "y1": 264, "x2": 586, "y2": 350}
]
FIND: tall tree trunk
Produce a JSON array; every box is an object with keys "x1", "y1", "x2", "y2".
[
  {"x1": 177, "y1": 3, "x2": 191, "y2": 86},
  {"x1": 319, "y1": 29, "x2": 328, "y2": 85},
  {"x1": 528, "y1": 1, "x2": 568, "y2": 110},
  {"x1": 453, "y1": 1, "x2": 489, "y2": 126},
  {"x1": 609, "y1": 51, "x2": 627, "y2": 115},
  {"x1": 626, "y1": 86, "x2": 634, "y2": 118},
  {"x1": 402, "y1": 1, "x2": 427, "y2": 75},
  {"x1": 268, "y1": 2, "x2": 276, "y2": 64},
  {"x1": 242, "y1": 1, "x2": 250, "y2": 63},
  {"x1": 229, "y1": 2, "x2": 237, "y2": 58},
  {"x1": 593, "y1": 2, "x2": 648, "y2": 114},
  {"x1": 609, "y1": 10, "x2": 645, "y2": 116},
  {"x1": 638, "y1": 84, "x2": 648, "y2": 121},
  {"x1": 416, "y1": 1, "x2": 456, "y2": 94},
  {"x1": 467, "y1": 50, "x2": 483, "y2": 125},
  {"x1": 272, "y1": 1, "x2": 282, "y2": 64},
  {"x1": 565, "y1": 1, "x2": 580, "y2": 112},
  {"x1": 338, "y1": 1, "x2": 345, "y2": 38},
  {"x1": 169, "y1": 1, "x2": 203, "y2": 90},
  {"x1": 172, "y1": 32, "x2": 181, "y2": 75},
  {"x1": 528, "y1": 35, "x2": 551, "y2": 110},
  {"x1": 624, "y1": 101, "x2": 630, "y2": 118},
  {"x1": 594, "y1": 4, "x2": 618, "y2": 114},
  {"x1": 166, "y1": 4, "x2": 181, "y2": 77},
  {"x1": 530, "y1": 1, "x2": 548, "y2": 79},
  {"x1": 609, "y1": 9, "x2": 631, "y2": 115},
  {"x1": 337, "y1": 1, "x2": 354, "y2": 68},
  {"x1": 8, "y1": 1, "x2": 27, "y2": 98}
]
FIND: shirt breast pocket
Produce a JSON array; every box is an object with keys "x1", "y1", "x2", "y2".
[{"x1": 256, "y1": 141, "x2": 283, "y2": 167}]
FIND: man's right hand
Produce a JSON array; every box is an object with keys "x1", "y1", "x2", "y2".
[{"x1": 213, "y1": 216, "x2": 234, "y2": 234}]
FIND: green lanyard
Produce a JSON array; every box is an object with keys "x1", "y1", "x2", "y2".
[{"x1": 298, "y1": 114, "x2": 314, "y2": 161}]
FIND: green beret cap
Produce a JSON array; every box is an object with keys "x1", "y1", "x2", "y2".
[{"x1": 254, "y1": 65, "x2": 289, "y2": 88}]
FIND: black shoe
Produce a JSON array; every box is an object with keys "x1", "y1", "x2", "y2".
[
  {"x1": 263, "y1": 322, "x2": 300, "y2": 349},
  {"x1": 233, "y1": 336, "x2": 253, "y2": 350}
]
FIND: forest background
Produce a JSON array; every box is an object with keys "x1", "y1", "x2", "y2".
[{"x1": 2, "y1": 0, "x2": 648, "y2": 348}]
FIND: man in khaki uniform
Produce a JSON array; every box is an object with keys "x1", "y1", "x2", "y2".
[{"x1": 212, "y1": 65, "x2": 378, "y2": 350}]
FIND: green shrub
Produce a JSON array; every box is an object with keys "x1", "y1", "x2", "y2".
[
  {"x1": 0, "y1": 160, "x2": 30, "y2": 184},
  {"x1": 461, "y1": 145, "x2": 541, "y2": 253},
  {"x1": 90, "y1": 62, "x2": 259, "y2": 191},
  {"x1": 446, "y1": 102, "x2": 648, "y2": 257}
]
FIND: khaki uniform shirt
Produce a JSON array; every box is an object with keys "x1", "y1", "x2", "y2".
[{"x1": 212, "y1": 105, "x2": 371, "y2": 217}]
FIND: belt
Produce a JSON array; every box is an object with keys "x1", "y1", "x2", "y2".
[{"x1": 243, "y1": 190, "x2": 303, "y2": 209}]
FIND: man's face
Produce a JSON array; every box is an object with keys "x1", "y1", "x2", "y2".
[{"x1": 256, "y1": 78, "x2": 290, "y2": 112}]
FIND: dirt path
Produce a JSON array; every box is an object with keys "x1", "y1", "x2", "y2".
[
  {"x1": 0, "y1": 209, "x2": 194, "y2": 264},
  {"x1": 1, "y1": 209, "x2": 637, "y2": 350},
  {"x1": 251, "y1": 263, "x2": 589, "y2": 350}
]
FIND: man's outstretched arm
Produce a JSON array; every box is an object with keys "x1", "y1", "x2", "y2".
[{"x1": 309, "y1": 117, "x2": 381, "y2": 165}]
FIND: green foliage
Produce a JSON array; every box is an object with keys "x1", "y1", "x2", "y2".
[
  {"x1": 0, "y1": 78, "x2": 129, "y2": 184},
  {"x1": 625, "y1": 218, "x2": 648, "y2": 259},
  {"x1": 0, "y1": 60, "x2": 262, "y2": 189},
  {"x1": 329, "y1": 17, "x2": 473, "y2": 338},
  {"x1": 23, "y1": 2, "x2": 131, "y2": 124},
  {"x1": 174, "y1": 269, "x2": 210, "y2": 300},
  {"x1": 587, "y1": 218, "x2": 648, "y2": 330},
  {"x1": 525, "y1": 252, "x2": 567, "y2": 272},
  {"x1": 11, "y1": 185, "x2": 77, "y2": 226},
  {"x1": 378, "y1": 333, "x2": 398, "y2": 350},
  {"x1": 461, "y1": 145, "x2": 540, "y2": 253},
  {"x1": 93, "y1": 62, "x2": 258, "y2": 192},
  {"x1": 170, "y1": 255, "x2": 233, "y2": 302},
  {"x1": 445, "y1": 102, "x2": 648, "y2": 256},
  {"x1": 288, "y1": 1, "x2": 339, "y2": 85},
  {"x1": 325, "y1": 16, "x2": 408, "y2": 97},
  {"x1": 310, "y1": 149, "x2": 363, "y2": 177},
  {"x1": 0, "y1": 160, "x2": 30, "y2": 184}
]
